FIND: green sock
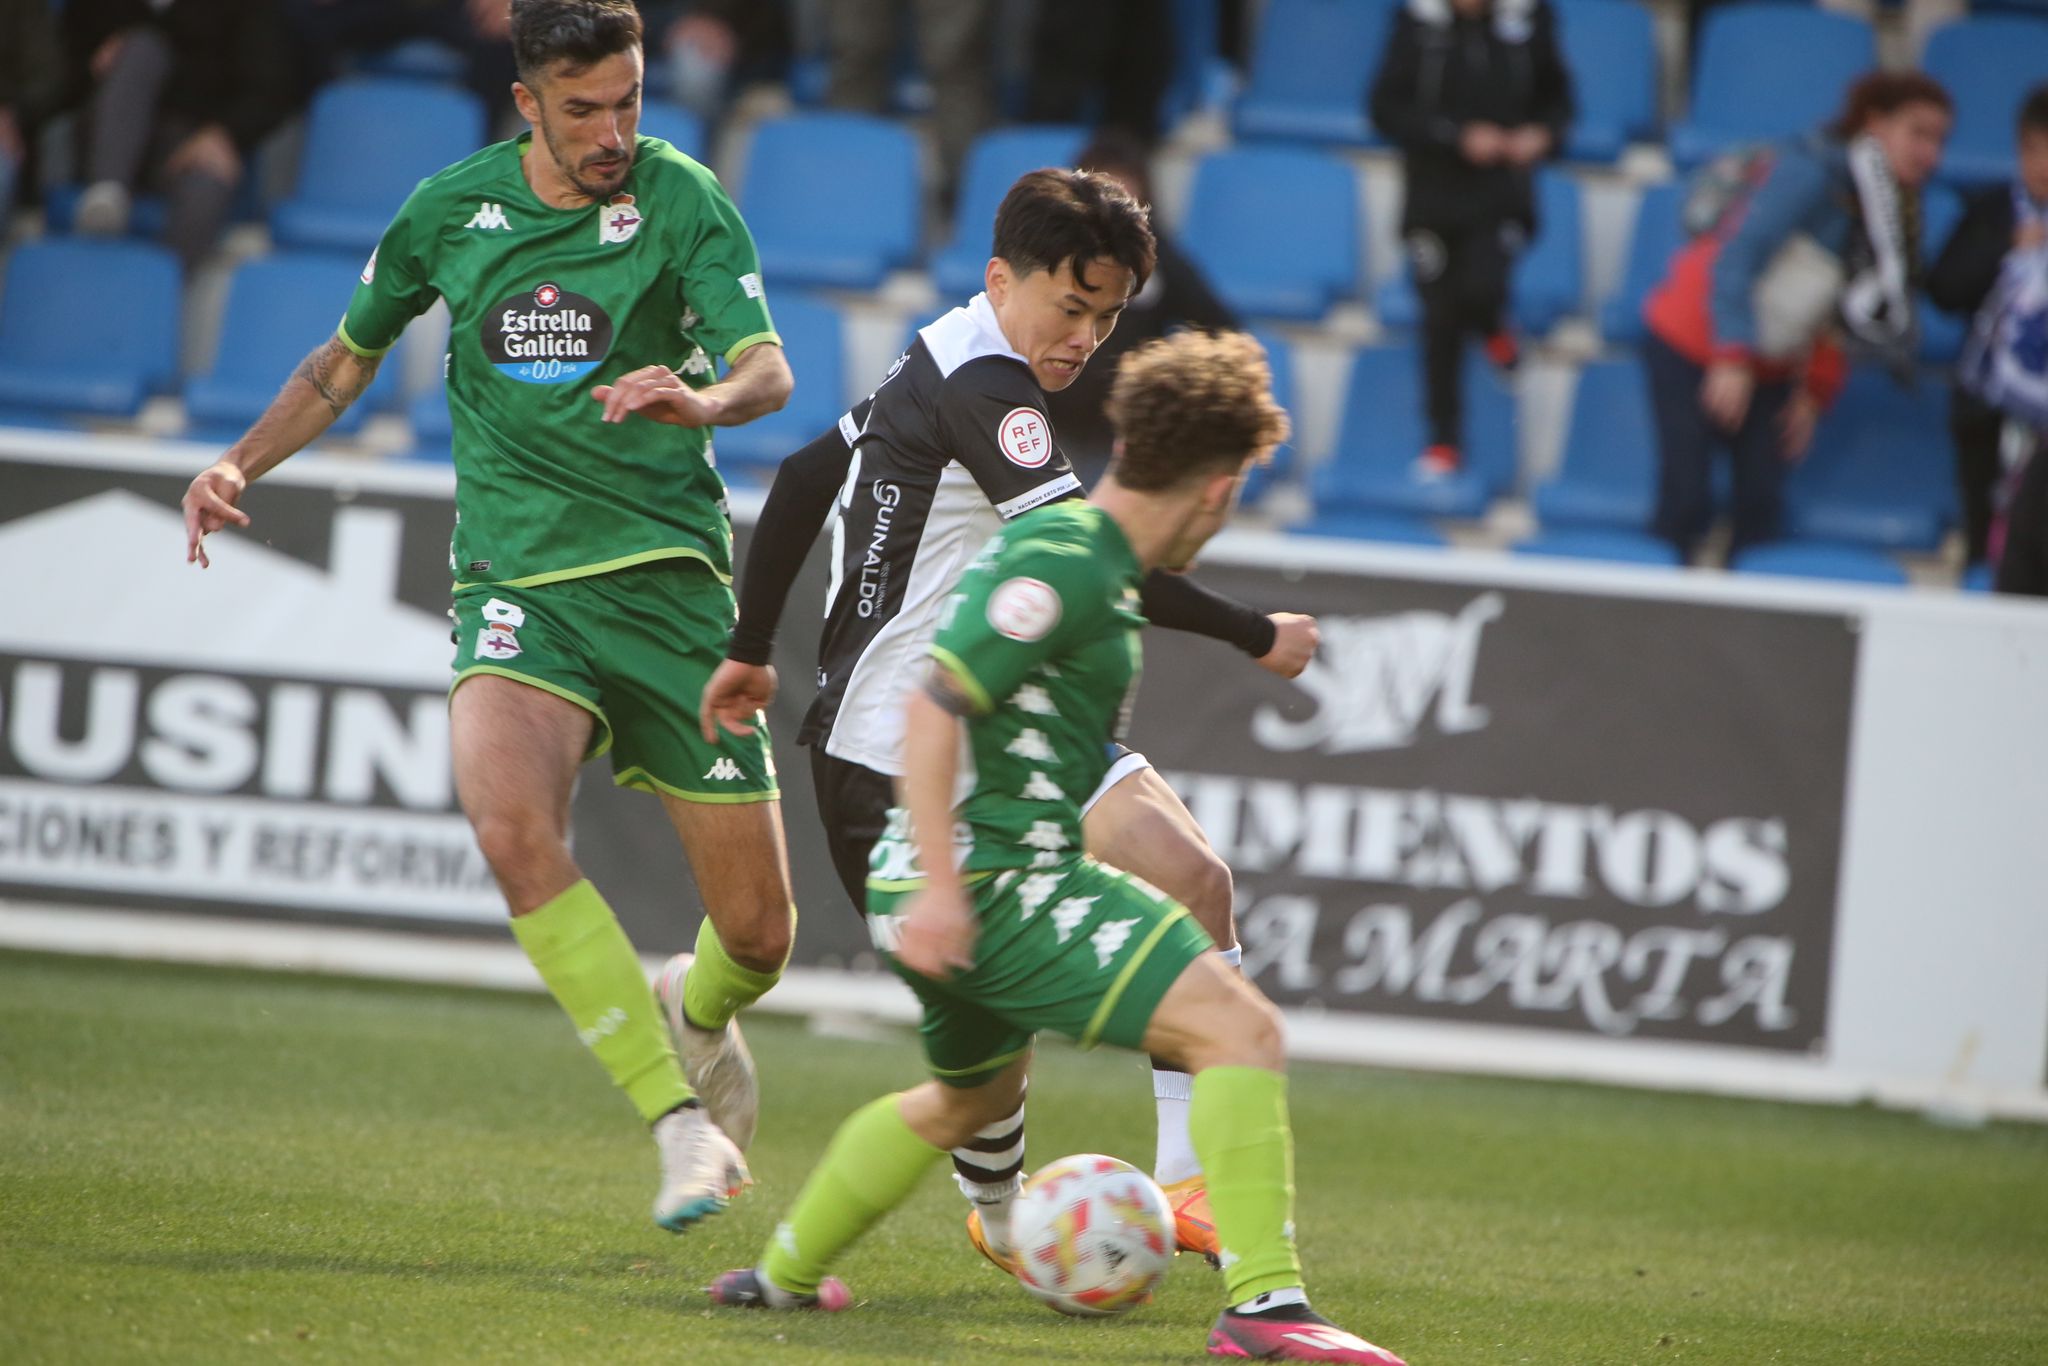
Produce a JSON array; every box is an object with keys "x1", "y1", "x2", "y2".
[
  {"x1": 759, "y1": 1094, "x2": 944, "y2": 1294},
  {"x1": 510, "y1": 879, "x2": 690, "y2": 1123},
  {"x1": 1190, "y1": 1066, "x2": 1306, "y2": 1304},
  {"x1": 680, "y1": 912, "x2": 787, "y2": 1031}
]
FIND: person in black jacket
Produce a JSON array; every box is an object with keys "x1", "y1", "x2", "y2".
[
  {"x1": 1926, "y1": 84, "x2": 2048, "y2": 573},
  {"x1": 1369, "y1": 0, "x2": 1572, "y2": 477},
  {"x1": 1046, "y1": 129, "x2": 1240, "y2": 483},
  {"x1": 64, "y1": 0, "x2": 301, "y2": 270}
]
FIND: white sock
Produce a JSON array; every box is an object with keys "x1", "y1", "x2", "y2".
[
  {"x1": 1233, "y1": 1286, "x2": 1309, "y2": 1315},
  {"x1": 1152, "y1": 1066, "x2": 1200, "y2": 1187},
  {"x1": 957, "y1": 1172, "x2": 1021, "y2": 1256},
  {"x1": 1151, "y1": 946, "x2": 1241, "y2": 1188}
]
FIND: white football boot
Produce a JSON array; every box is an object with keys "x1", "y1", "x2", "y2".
[
  {"x1": 651, "y1": 1103, "x2": 750, "y2": 1232},
  {"x1": 655, "y1": 952, "x2": 760, "y2": 1151}
]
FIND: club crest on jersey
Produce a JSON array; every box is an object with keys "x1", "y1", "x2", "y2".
[
  {"x1": 600, "y1": 193, "x2": 643, "y2": 245},
  {"x1": 988, "y1": 576, "x2": 1062, "y2": 642},
  {"x1": 998, "y1": 407, "x2": 1052, "y2": 468},
  {"x1": 482, "y1": 283, "x2": 615, "y2": 384}
]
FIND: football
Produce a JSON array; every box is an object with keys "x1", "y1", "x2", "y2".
[{"x1": 1009, "y1": 1154, "x2": 1176, "y2": 1318}]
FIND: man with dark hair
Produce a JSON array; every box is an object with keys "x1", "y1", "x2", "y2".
[
  {"x1": 1928, "y1": 83, "x2": 2048, "y2": 576},
  {"x1": 180, "y1": 0, "x2": 798, "y2": 1234},
  {"x1": 1370, "y1": 0, "x2": 1573, "y2": 477},
  {"x1": 692, "y1": 167, "x2": 1319, "y2": 1275},
  {"x1": 707, "y1": 330, "x2": 1406, "y2": 1366}
]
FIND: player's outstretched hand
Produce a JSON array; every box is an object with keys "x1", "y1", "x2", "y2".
[
  {"x1": 700, "y1": 658, "x2": 778, "y2": 743},
  {"x1": 1256, "y1": 612, "x2": 1319, "y2": 678},
  {"x1": 592, "y1": 365, "x2": 721, "y2": 427},
  {"x1": 182, "y1": 461, "x2": 251, "y2": 568},
  {"x1": 896, "y1": 886, "x2": 977, "y2": 979}
]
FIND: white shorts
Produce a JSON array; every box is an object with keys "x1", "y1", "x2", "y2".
[{"x1": 1081, "y1": 744, "x2": 1152, "y2": 818}]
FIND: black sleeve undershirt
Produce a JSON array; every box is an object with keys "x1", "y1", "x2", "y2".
[
  {"x1": 1138, "y1": 568, "x2": 1277, "y2": 659},
  {"x1": 726, "y1": 422, "x2": 854, "y2": 665}
]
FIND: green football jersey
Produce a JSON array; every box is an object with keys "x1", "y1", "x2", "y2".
[
  {"x1": 339, "y1": 134, "x2": 779, "y2": 590},
  {"x1": 918, "y1": 501, "x2": 1147, "y2": 876}
]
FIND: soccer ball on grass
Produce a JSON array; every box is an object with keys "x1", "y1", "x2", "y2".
[{"x1": 1009, "y1": 1153, "x2": 1175, "y2": 1318}]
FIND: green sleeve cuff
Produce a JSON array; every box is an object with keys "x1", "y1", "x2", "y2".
[
  {"x1": 724, "y1": 331, "x2": 782, "y2": 367},
  {"x1": 335, "y1": 318, "x2": 397, "y2": 359}
]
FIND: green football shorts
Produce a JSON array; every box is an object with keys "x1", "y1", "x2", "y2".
[
  {"x1": 867, "y1": 856, "x2": 1216, "y2": 1087},
  {"x1": 449, "y1": 560, "x2": 777, "y2": 803}
]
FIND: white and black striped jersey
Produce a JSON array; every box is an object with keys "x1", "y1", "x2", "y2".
[{"x1": 799, "y1": 293, "x2": 1083, "y2": 775}]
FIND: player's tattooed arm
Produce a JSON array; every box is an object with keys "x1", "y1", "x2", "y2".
[
  {"x1": 923, "y1": 656, "x2": 985, "y2": 717},
  {"x1": 185, "y1": 335, "x2": 381, "y2": 566},
  {"x1": 290, "y1": 335, "x2": 382, "y2": 419}
]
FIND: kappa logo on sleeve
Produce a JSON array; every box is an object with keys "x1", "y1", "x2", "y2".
[
  {"x1": 738, "y1": 272, "x2": 764, "y2": 299},
  {"x1": 997, "y1": 407, "x2": 1051, "y2": 468},
  {"x1": 987, "y1": 576, "x2": 1062, "y2": 642}
]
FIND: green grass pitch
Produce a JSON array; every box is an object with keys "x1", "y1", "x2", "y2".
[{"x1": 2, "y1": 949, "x2": 2044, "y2": 1364}]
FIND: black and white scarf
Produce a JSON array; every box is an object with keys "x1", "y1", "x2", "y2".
[{"x1": 1837, "y1": 133, "x2": 1918, "y2": 368}]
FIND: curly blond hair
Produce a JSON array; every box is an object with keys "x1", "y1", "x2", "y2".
[{"x1": 1105, "y1": 331, "x2": 1291, "y2": 492}]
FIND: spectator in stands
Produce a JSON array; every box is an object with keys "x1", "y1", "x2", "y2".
[
  {"x1": 1, "y1": 0, "x2": 63, "y2": 216},
  {"x1": 642, "y1": 0, "x2": 791, "y2": 127},
  {"x1": 1024, "y1": 0, "x2": 1174, "y2": 149},
  {"x1": 284, "y1": 0, "x2": 517, "y2": 128},
  {"x1": 1927, "y1": 85, "x2": 2048, "y2": 574},
  {"x1": 1045, "y1": 129, "x2": 1240, "y2": 482},
  {"x1": 64, "y1": 0, "x2": 301, "y2": 270},
  {"x1": 1369, "y1": 0, "x2": 1574, "y2": 480},
  {"x1": 1643, "y1": 72, "x2": 1952, "y2": 563},
  {"x1": 825, "y1": 0, "x2": 993, "y2": 201}
]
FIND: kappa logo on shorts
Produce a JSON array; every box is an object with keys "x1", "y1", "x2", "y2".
[
  {"x1": 703, "y1": 757, "x2": 744, "y2": 781},
  {"x1": 997, "y1": 407, "x2": 1051, "y2": 467}
]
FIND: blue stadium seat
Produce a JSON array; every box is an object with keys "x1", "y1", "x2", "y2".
[
  {"x1": 1554, "y1": 0, "x2": 1659, "y2": 162},
  {"x1": 1241, "y1": 328, "x2": 1299, "y2": 505},
  {"x1": 1309, "y1": 344, "x2": 1516, "y2": 520},
  {"x1": 1287, "y1": 511, "x2": 1448, "y2": 546},
  {"x1": 405, "y1": 384, "x2": 453, "y2": 462},
  {"x1": 1532, "y1": 357, "x2": 1659, "y2": 531},
  {"x1": 707, "y1": 291, "x2": 846, "y2": 478},
  {"x1": 355, "y1": 38, "x2": 466, "y2": 83},
  {"x1": 1376, "y1": 170, "x2": 1583, "y2": 334},
  {"x1": 1162, "y1": 0, "x2": 1229, "y2": 126},
  {"x1": 1962, "y1": 561, "x2": 1995, "y2": 592},
  {"x1": 184, "y1": 252, "x2": 401, "y2": 441},
  {"x1": 0, "y1": 239, "x2": 181, "y2": 417},
  {"x1": 638, "y1": 102, "x2": 707, "y2": 163},
  {"x1": 1918, "y1": 182, "x2": 1967, "y2": 366},
  {"x1": 1731, "y1": 541, "x2": 1909, "y2": 586},
  {"x1": 1784, "y1": 368, "x2": 1953, "y2": 551},
  {"x1": 1598, "y1": 181, "x2": 1684, "y2": 344},
  {"x1": 1513, "y1": 528, "x2": 1681, "y2": 565},
  {"x1": 1924, "y1": 17, "x2": 2048, "y2": 186},
  {"x1": 932, "y1": 126, "x2": 1088, "y2": 297},
  {"x1": 1669, "y1": 8, "x2": 1876, "y2": 168},
  {"x1": 271, "y1": 80, "x2": 487, "y2": 254},
  {"x1": 1233, "y1": 0, "x2": 1394, "y2": 146},
  {"x1": 741, "y1": 113, "x2": 920, "y2": 291},
  {"x1": 1180, "y1": 147, "x2": 1362, "y2": 321}
]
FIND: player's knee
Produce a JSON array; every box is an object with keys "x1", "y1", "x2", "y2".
[
  {"x1": 469, "y1": 808, "x2": 563, "y2": 885},
  {"x1": 717, "y1": 909, "x2": 793, "y2": 974},
  {"x1": 1206, "y1": 992, "x2": 1286, "y2": 1072}
]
